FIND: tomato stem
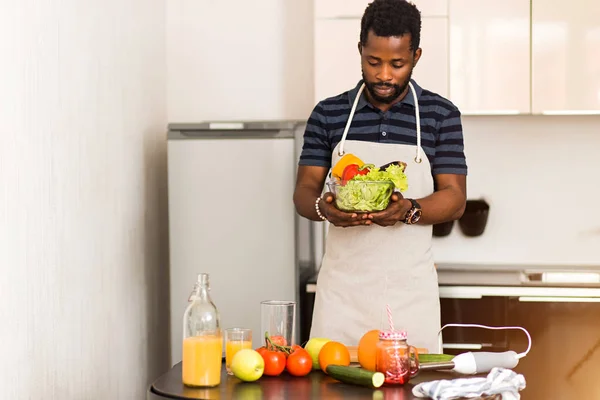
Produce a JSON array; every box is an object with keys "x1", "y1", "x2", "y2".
[{"x1": 264, "y1": 331, "x2": 293, "y2": 355}]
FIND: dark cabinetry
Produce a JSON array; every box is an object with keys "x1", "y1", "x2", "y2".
[{"x1": 442, "y1": 294, "x2": 600, "y2": 399}]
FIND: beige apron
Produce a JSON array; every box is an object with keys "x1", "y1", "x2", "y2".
[{"x1": 310, "y1": 82, "x2": 441, "y2": 352}]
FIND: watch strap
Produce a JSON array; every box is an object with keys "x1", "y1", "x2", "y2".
[{"x1": 408, "y1": 198, "x2": 421, "y2": 209}]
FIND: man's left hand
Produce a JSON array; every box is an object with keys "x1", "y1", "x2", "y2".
[{"x1": 367, "y1": 192, "x2": 412, "y2": 227}]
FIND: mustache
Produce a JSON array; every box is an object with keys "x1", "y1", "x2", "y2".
[{"x1": 371, "y1": 82, "x2": 401, "y2": 90}]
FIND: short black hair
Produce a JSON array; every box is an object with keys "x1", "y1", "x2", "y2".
[{"x1": 360, "y1": 0, "x2": 421, "y2": 53}]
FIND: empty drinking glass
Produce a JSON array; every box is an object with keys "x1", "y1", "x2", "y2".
[{"x1": 260, "y1": 300, "x2": 296, "y2": 347}]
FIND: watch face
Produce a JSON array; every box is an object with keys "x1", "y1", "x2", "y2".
[{"x1": 411, "y1": 209, "x2": 422, "y2": 223}]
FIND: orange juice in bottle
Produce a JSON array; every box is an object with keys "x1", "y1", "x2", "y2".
[{"x1": 182, "y1": 273, "x2": 222, "y2": 387}]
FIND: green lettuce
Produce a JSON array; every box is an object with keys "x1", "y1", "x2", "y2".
[
  {"x1": 333, "y1": 164, "x2": 409, "y2": 212},
  {"x1": 351, "y1": 164, "x2": 408, "y2": 192}
]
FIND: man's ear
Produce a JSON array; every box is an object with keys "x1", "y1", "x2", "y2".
[
  {"x1": 358, "y1": 42, "x2": 363, "y2": 55},
  {"x1": 413, "y1": 48, "x2": 422, "y2": 67}
]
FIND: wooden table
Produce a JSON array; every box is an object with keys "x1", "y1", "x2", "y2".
[{"x1": 147, "y1": 361, "x2": 497, "y2": 399}]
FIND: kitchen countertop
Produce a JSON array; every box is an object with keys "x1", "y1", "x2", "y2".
[
  {"x1": 147, "y1": 361, "x2": 491, "y2": 400},
  {"x1": 305, "y1": 262, "x2": 600, "y2": 294}
]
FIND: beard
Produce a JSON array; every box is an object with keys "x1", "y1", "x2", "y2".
[{"x1": 362, "y1": 69, "x2": 412, "y2": 104}]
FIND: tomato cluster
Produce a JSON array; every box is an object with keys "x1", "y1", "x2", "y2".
[{"x1": 256, "y1": 334, "x2": 312, "y2": 377}]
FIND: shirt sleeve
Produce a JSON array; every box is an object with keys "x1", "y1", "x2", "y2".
[
  {"x1": 298, "y1": 103, "x2": 332, "y2": 168},
  {"x1": 433, "y1": 108, "x2": 468, "y2": 175}
]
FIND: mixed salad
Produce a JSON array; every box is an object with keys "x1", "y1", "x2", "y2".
[{"x1": 329, "y1": 154, "x2": 409, "y2": 212}]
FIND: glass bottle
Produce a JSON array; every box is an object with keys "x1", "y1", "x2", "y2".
[
  {"x1": 187, "y1": 279, "x2": 200, "y2": 303},
  {"x1": 182, "y1": 273, "x2": 223, "y2": 387},
  {"x1": 375, "y1": 330, "x2": 419, "y2": 385}
]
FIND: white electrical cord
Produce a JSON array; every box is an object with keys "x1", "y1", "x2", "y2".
[
  {"x1": 438, "y1": 323, "x2": 531, "y2": 358},
  {"x1": 434, "y1": 324, "x2": 533, "y2": 375}
]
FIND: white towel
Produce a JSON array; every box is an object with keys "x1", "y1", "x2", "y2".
[{"x1": 412, "y1": 367, "x2": 526, "y2": 400}]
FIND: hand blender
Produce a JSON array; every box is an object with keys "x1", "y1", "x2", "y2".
[{"x1": 419, "y1": 324, "x2": 532, "y2": 375}]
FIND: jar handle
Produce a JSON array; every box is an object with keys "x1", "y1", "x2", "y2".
[{"x1": 408, "y1": 345, "x2": 420, "y2": 377}]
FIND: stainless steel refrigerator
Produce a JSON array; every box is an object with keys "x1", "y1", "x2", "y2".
[{"x1": 166, "y1": 121, "x2": 323, "y2": 365}]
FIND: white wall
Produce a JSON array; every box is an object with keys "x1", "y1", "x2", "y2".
[
  {"x1": 432, "y1": 115, "x2": 600, "y2": 266},
  {"x1": 0, "y1": 0, "x2": 170, "y2": 398},
  {"x1": 166, "y1": 0, "x2": 315, "y2": 122}
]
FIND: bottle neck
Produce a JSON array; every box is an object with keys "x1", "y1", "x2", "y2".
[
  {"x1": 194, "y1": 273, "x2": 211, "y2": 302},
  {"x1": 196, "y1": 284, "x2": 210, "y2": 301}
]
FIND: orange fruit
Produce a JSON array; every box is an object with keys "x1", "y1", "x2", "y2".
[
  {"x1": 357, "y1": 329, "x2": 380, "y2": 371},
  {"x1": 318, "y1": 341, "x2": 350, "y2": 372}
]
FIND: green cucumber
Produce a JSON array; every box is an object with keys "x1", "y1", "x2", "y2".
[
  {"x1": 418, "y1": 353, "x2": 455, "y2": 363},
  {"x1": 326, "y1": 365, "x2": 385, "y2": 388}
]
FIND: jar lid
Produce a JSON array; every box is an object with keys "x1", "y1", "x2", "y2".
[{"x1": 379, "y1": 330, "x2": 407, "y2": 340}]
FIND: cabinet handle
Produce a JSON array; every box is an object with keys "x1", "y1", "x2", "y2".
[
  {"x1": 541, "y1": 110, "x2": 600, "y2": 115},
  {"x1": 518, "y1": 296, "x2": 600, "y2": 303},
  {"x1": 442, "y1": 343, "x2": 483, "y2": 350}
]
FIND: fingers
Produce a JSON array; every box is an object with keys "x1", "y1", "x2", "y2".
[
  {"x1": 321, "y1": 192, "x2": 359, "y2": 220},
  {"x1": 367, "y1": 203, "x2": 401, "y2": 226},
  {"x1": 327, "y1": 207, "x2": 363, "y2": 226},
  {"x1": 338, "y1": 219, "x2": 372, "y2": 228},
  {"x1": 390, "y1": 191, "x2": 404, "y2": 202},
  {"x1": 323, "y1": 192, "x2": 335, "y2": 203},
  {"x1": 322, "y1": 204, "x2": 370, "y2": 227}
]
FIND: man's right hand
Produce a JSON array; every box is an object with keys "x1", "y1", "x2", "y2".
[{"x1": 320, "y1": 192, "x2": 372, "y2": 227}]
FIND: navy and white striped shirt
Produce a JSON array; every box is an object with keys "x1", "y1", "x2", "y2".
[{"x1": 299, "y1": 79, "x2": 468, "y2": 176}]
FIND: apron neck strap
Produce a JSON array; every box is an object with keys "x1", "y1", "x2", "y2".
[
  {"x1": 338, "y1": 83, "x2": 365, "y2": 157},
  {"x1": 408, "y1": 82, "x2": 422, "y2": 164},
  {"x1": 338, "y1": 81, "x2": 422, "y2": 164}
]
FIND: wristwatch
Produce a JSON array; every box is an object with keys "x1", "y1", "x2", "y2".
[{"x1": 402, "y1": 199, "x2": 422, "y2": 225}]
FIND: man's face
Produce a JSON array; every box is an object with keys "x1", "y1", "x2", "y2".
[{"x1": 359, "y1": 30, "x2": 422, "y2": 105}]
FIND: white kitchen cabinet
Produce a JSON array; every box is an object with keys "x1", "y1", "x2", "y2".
[
  {"x1": 314, "y1": 19, "x2": 362, "y2": 102},
  {"x1": 532, "y1": 0, "x2": 600, "y2": 114},
  {"x1": 315, "y1": 0, "x2": 448, "y2": 19},
  {"x1": 413, "y1": 17, "x2": 449, "y2": 98},
  {"x1": 448, "y1": 0, "x2": 531, "y2": 114},
  {"x1": 314, "y1": 17, "x2": 449, "y2": 102}
]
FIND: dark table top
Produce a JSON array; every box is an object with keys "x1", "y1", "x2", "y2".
[{"x1": 148, "y1": 361, "x2": 494, "y2": 400}]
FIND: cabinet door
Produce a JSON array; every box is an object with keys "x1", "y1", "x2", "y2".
[
  {"x1": 449, "y1": 0, "x2": 531, "y2": 114},
  {"x1": 413, "y1": 17, "x2": 449, "y2": 98},
  {"x1": 315, "y1": 0, "x2": 447, "y2": 19},
  {"x1": 314, "y1": 19, "x2": 362, "y2": 102},
  {"x1": 532, "y1": 0, "x2": 600, "y2": 114}
]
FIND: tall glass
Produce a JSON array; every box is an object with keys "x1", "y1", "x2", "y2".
[
  {"x1": 260, "y1": 300, "x2": 296, "y2": 347},
  {"x1": 225, "y1": 328, "x2": 252, "y2": 375}
]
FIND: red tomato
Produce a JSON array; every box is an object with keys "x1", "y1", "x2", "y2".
[
  {"x1": 270, "y1": 335, "x2": 288, "y2": 347},
  {"x1": 256, "y1": 346, "x2": 268, "y2": 358},
  {"x1": 286, "y1": 348, "x2": 312, "y2": 377},
  {"x1": 261, "y1": 350, "x2": 286, "y2": 376}
]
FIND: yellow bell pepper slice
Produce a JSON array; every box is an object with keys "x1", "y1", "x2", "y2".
[{"x1": 331, "y1": 154, "x2": 365, "y2": 179}]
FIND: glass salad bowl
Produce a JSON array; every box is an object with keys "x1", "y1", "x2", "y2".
[{"x1": 327, "y1": 180, "x2": 395, "y2": 213}]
